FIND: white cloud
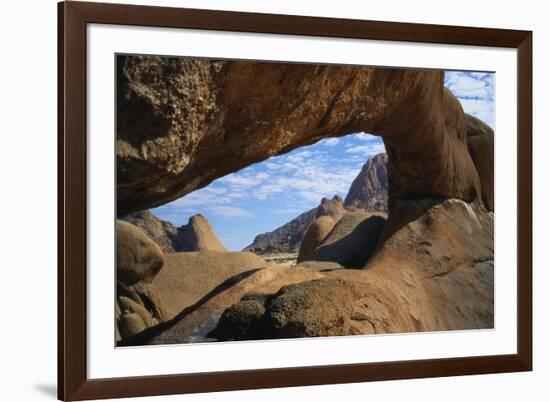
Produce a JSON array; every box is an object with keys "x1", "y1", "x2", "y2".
[
  {"x1": 219, "y1": 174, "x2": 261, "y2": 187},
  {"x1": 345, "y1": 143, "x2": 386, "y2": 155},
  {"x1": 353, "y1": 132, "x2": 379, "y2": 142},
  {"x1": 459, "y1": 98, "x2": 495, "y2": 129},
  {"x1": 323, "y1": 137, "x2": 340, "y2": 146},
  {"x1": 209, "y1": 206, "x2": 252, "y2": 217},
  {"x1": 445, "y1": 71, "x2": 494, "y2": 128}
]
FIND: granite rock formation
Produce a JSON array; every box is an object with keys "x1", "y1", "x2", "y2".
[
  {"x1": 117, "y1": 57, "x2": 481, "y2": 215},
  {"x1": 121, "y1": 211, "x2": 227, "y2": 252},
  {"x1": 115, "y1": 57, "x2": 495, "y2": 344},
  {"x1": 296, "y1": 216, "x2": 337, "y2": 263},
  {"x1": 465, "y1": 114, "x2": 494, "y2": 211},
  {"x1": 244, "y1": 195, "x2": 344, "y2": 254},
  {"x1": 116, "y1": 221, "x2": 168, "y2": 341},
  {"x1": 121, "y1": 210, "x2": 178, "y2": 252},
  {"x1": 127, "y1": 199, "x2": 493, "y2": 345},
  {"x1": 174, "y1": 214, "x2": 227, "y2": 252},
  {"x1": 153, "y1": 251, "x2": 267, "y2": 319},
  {"x1": 308, "y1": 210, "x2": 387, "y2": 268},
  {"x1": 209, "y1": 199, "x2": 494, "y2": 341}
]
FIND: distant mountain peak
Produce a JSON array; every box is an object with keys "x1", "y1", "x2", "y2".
[{"x1": 344, "y1": 153, "x2": 388, "y2": 212}]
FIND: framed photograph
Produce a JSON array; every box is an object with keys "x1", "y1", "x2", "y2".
[{"x1": 58, "y1": 1, "x2": 532, "y2": 400}]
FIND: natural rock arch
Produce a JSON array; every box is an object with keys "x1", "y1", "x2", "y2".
[{"x1": 117, "y1": 56, "x2": 491, "y2": 218}]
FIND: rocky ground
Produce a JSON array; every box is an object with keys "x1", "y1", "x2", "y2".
[{"x1": 115, "y1": 57, "x2": 494, "y2": 346}]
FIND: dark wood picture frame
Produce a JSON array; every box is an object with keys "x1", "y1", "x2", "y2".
[{"x1": 58, "y1": 1, "x2": 532, "y2": 400}]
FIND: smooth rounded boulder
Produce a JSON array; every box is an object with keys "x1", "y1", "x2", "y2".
[
  {"x1": 297, "y1": 216, "x2": 336, "y2": 263},
  {"x1": 116, "y1": 220, "x2": 164, "y2": 285}
]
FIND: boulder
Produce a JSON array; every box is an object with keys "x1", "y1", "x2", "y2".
[
  {"x1": 174, "y1": 214, "x2": 227, "y2": 252},
  {"x1": 308, "y1": 210, "x2": 387, "y2": 268},
  {"x1": 153, "y1": 251, "x2": 267, "y2": 319},
  {"x1": 132, "y1": 264, "x2": 327, "y2": 345},
  {"x1": 120, "y1": 210, "x2": 178, "y2": 252},
  {"x1": 116, "y1": 220, "x2": 168, "y2": 341},
  {"x1": 297, "y1": 216, "x2": 336, "y2": 263},
  {"x1": 118, "y1": 296, "x2": 156, "y2": 327},
  {"x1": 116, "y1": 220, "x2": 164, "y2": 285},
  {"x1": 118, "y1": 313, "x2": 147, "y2": 339},
  {"x1": 207, "y1": 294, "x2": 268, "y2": 341},
  {"x1": 263, "y1": 279, "x2": 357, "y2": 338}
]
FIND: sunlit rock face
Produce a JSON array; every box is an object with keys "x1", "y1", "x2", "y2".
[{"x1": 117, "y1": 57, "x2": 484, "y2": 216}]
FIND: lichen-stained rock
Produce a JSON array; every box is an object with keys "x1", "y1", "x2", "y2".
[
  {"x1": 117, "y1": 57, "x2": 481, "y2": 215},
  {"x1": 465, "y1": 114, "x2": 494, "y2": 211},
  {"x1": 297, "y1": 216, "x2": 336, "y2": 263},
  {"x1": 264, "y1": 279, "x2": 357, "y2": 338},
  {"x1": 116, "y1": 220, "x2": 164, "y2": 285},
  {"x1": 207, "y1": 294, "x2": 268, "y2": 341}
]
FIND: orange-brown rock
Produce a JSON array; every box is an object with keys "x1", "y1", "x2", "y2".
[
  {"x1": 173, "y1": 214, "x2": 227, "y2": 252},
  {"x1": 296, "y1": 216, "x2": 336, "y2": 263},
  {"x1": 114, "y1": 56, "x2": 495, "y2": 345},
  {"x1": 465, "y1": 114, "x2": 494, "y2": 211},
  {"x1": 152, "y1": 250, "x2": 267, "y2": 319},
  {"x1": 308, "y1": 210, "x2": 387, "y2": 268},
  {"x1": 116, "y1": 221, "x2": 168, "y2": 340},
  {"x1": 117, "y1": 57, "x2": 481, "y2": 215},
  {"x1": 116, "y1": 220, "x2": 164, "y2": 285},
  {"x1": 118, "y1": 198, "x2": 493, "y2": 345}
]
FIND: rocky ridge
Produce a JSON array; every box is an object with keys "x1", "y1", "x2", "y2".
[
  {"x1": 243, "y1": 195, "x2": 345, "y2": 254},
  {"x1": 122, "y1": 211, "x2": 226, "y2": 253},
  {"x1": 344, "y1": 153, "x2": 388, "y2": 211}
]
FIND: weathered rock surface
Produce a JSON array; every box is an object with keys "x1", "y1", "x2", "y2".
[
  {"x1": 297, "y1": 216, "x2": 336, "y2": 263},
  {"x1": 117, "y1": 57, "x2": 482, "y2": 215},
  {"x1": 116, "y1": 221, "x2": 168, "y2": 340},
  {"x1": 210, "y1": 279, "x2": 357, "y2": 340},
  {"x1": 174, "y1": 214, "x2": 227, "y2": 252},
  {"x1": 121, "y1": 210, "x2": 178, "y2": 252},
  {"x1": 244, "y1": 195, "x2": 344, "y2": 254},
  {"x1": 344, "y1": 153, "x2": 388, "y2": 212},
  {"x1": 207, "y1": 294, "x2": 268, "y2": 341},
  {"x1": 116, "y1": 220, "x2": 164, "y2": 285},
  {"x1": 153, "y1": 251, "x2": 267, "y2": 319},
  {"x1": 465, "y1": 114, "x2": 494, "y2": 211},
  {"x1": 308, "y1": 210, "x2": 387, "y2": 268},
  {"x1": 131, "y1": 199, "x2": 493, "y2": 345}
]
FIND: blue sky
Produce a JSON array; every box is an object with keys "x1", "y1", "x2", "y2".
[{"x1": 153, "y1": 70, "x2": 494, "y2": 251}]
